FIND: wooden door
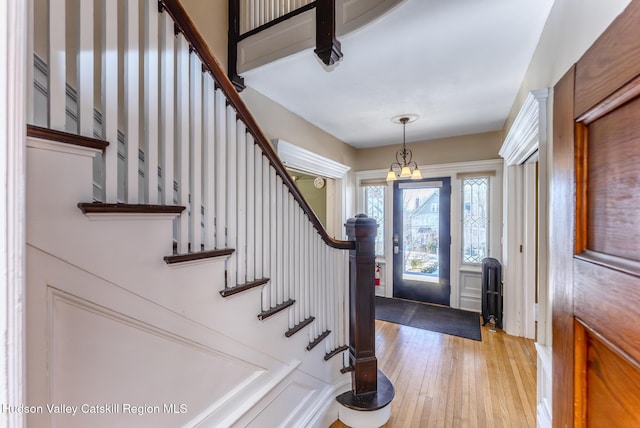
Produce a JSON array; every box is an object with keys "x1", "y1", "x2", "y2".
[{"x1": 552, "y1": 1, "x2": 640, "y2": 426}]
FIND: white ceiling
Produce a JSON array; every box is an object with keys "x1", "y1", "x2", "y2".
[{"x1": 241, "y1": 0, "x2": 555, "y2": 148}]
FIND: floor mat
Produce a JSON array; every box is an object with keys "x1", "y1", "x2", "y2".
[{"x1": 375, "y1": 296, "x2": 482, "y2": 341}]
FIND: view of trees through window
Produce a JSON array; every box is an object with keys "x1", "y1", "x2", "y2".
[
  {"x1": 402, "y1": 187, "x2": 440, "y2": 282},
  {"x1": 462, "y1": 177, "x2": 489, "y2": 264},
  {"x1": 364, "y1": 185, "x2": 385, "y2": 256}
]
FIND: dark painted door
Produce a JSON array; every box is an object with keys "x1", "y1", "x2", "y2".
[{"x1": 392, "y1": 178, "x2": 451, "y2": 305}]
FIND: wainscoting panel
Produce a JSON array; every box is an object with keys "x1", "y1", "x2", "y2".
[
  {"x1": 26, "y1": 246, "x2": 293, "y2": 428},
  {"x1": 459, "y1": 269, "x2": 482, "y2": 312},
  {"x1": 48, "y1": 289, "x2": 263, "y2": 428}
]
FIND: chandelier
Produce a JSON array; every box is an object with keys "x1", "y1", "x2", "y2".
[{"x1": 386, "y1": 115, "x2": 422, "y2": 181}]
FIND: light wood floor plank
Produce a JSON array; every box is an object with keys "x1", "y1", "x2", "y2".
[{"x1": 331, "y1": 321, "x2": 537, "y2": 428}]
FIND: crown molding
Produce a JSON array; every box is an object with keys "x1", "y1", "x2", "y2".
[
  {"x1": 274, "y1": 139, "x2": 351, "y2": 179},
  {"x1": 500, "y1": 89, "x2": 549, "y2": 166}
]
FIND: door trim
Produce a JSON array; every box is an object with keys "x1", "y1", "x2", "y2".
[
  {"x1": 500, "y1": 89, "x2": 549, "y2": 340},
  {"x1": 2, "y1": 0, "x2": 27, "y2": 424}
]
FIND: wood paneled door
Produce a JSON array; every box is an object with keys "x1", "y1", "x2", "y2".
[{"x1": 552, "y1": 1, "x2": 640, "y2": 426}]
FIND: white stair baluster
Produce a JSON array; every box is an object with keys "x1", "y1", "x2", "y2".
[
  {"x1": 78, "y1": 0, "x2": 94, "y2": 138},
  {"x1": 246, "y1": 135, "x2": 256, "y2": 282},
  {"x1": 269, "y1": 166, "x2": 277, "y2": 306},
  {"x1": 102, "y1": 0, "x2": 119, "y2": 203},
  {"x1": 226, "y1": 106, "x2": 238, "y2": 288},
  {"x1": 342, "y1": 251, "x2": 349, "y2": 346},
  {"x1": 189, "y1": 53, "x2": 203, "y2": 251},
  {"x1": 289, "y1": 205, "x2": 296, "y2": 324},
  {"x1": 282, "y1": 185, "x2": 289, "y2": 301},
  {"x1": 294, "y1": 207, "x2": 301, "y2": 324},
  {"x1": 312, "y1": 232, "x2": 318, "y2": 338},
  {"x1": 160, "y1": 11, "x2": 174, "y2": 209},
  {"x1": 254, "y1": 152, "x2": 263, "y2": 280},
  {"x1": 124, "y1": 0, "x2": 140, "y2": 203},
  {"x1": 214, "y1": 89, "x2": 227, "y2": 250},
  {"x1": 48, "y1": 0, "x2": 65, "y2": 131},
  {"x1": 334, "y1": 248, "x2": 340, "y2": 346},
  {"x1": 262, "y1": 157, "x2": 271, "y2": 309},
  {"x1": 320, "y1": 236, "x2": 326, "y2": 336},
  {"x1": 176, "y1": 35, "x2": 190, "y2": 253},
  {"x1": 144, "y1": 0, "x2": 159, "y2": 204},
  {"x1": 303, "y1": 219, "x2": 310, "y2": 321},
  {"x1": 202, "y1": 74, "x2": 216, "y2": 249},
  {"x1": 315, "y1": 235, "x2": 321, "y2": 338},
  {"x1": 236, "y1": 121, "x2": 247, "y2": 285}
]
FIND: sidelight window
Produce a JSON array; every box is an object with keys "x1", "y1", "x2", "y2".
[
  {"x1": 462, "y1": 177, "x2": 489, "y2": 264},
  {"x1": 364, "y1": 185, "x2": 385, "y2": 257}
]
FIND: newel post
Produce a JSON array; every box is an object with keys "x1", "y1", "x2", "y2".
[
  {"x1": 344, "y1": 214, "x2": 378, "y2": 394},
  {"x1": 337, "y1": 215, "x2": 394, "y2": 426}
]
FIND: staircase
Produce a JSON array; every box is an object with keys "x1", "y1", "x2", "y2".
[{"x1": 25, "y1": 0, "x2": 368, "y2": 426}]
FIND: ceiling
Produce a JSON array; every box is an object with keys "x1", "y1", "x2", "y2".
[{"x1": 241, "y1": 0, "x2": 555, "y2": 149}]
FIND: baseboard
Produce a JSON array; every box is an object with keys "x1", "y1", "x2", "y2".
[{"x1": 301, "y1": 377, "x2": 351, "y2": 428}]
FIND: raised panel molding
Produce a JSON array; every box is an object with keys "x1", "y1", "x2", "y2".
[
  {"x1": 26, "y1": 247, "x2": 309, "y2": 427},
  {"x1": 48, "y1": 288, "x2": 265, "y2": 427},
  {"x1": 459, "y1": 270, "x2": 482, "y2": 312}
]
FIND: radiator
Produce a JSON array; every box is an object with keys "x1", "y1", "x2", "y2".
[{"x1": 481, "y1": 257, "x2": 503, "y2": 330}]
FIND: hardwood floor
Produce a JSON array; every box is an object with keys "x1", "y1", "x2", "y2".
[{"x1": 331, "y1": 320, "x2": 537, "y2": 428}]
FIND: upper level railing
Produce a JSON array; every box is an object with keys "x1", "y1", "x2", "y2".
[
  {"x1": 228, "y1": 0, "x2": 341, "y2": 90},
  {"x1": 27, "y1": 0, "x2": 354, "y2": 358},
  {"x1": 239, "y1": 0, "x2": 315, "y2": 34}
]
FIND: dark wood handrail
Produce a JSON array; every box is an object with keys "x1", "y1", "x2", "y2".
[{"x1": 161, "y1": 0, "x2": 353, "y2": 250}]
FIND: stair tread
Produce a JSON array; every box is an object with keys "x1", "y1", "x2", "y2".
[
  {"x1": 165, "y1": 248, "x2": 235, "y2": 265},
  {"x1": 78, "y1": 202, "x2": 185, "y2": 214},
  {"x1": 324, "y1": 345, "x2": 348, "y2": 361},
  {"x1": 220, "y1": 278, "x2": 269, "y2": 297},
  {"x1": 307, "y1": 330, "x2": 331, "y2": 351},
  {"x1": 28, "y1": 124, "x2": 109, "y2": 151},
  {"x1": 285, "y1": 317, "x2": 315, "y2": 337},
  {"x1": 258, "y1": 299, "x2": 295, "y2": 321}
]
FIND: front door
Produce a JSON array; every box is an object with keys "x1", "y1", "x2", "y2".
[
  {"x1": 392, "y1": 178, "x2": 451, "y2": 305},
  {"x1": 552, "y1": 1, "x2": 640, "y2": 426}
]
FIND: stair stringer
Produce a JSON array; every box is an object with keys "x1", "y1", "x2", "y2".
[{"x1": 25, "y1": 137, "x2": 349, "y2": 426}]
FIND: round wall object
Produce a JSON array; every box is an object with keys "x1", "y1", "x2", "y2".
[{"x1": 313, "y1": 176, "x2": 325, "y2": 189}]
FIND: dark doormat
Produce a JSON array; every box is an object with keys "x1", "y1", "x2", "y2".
[{"x1": 375, "y1": 296, "x2": 482, "y2": 341}]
